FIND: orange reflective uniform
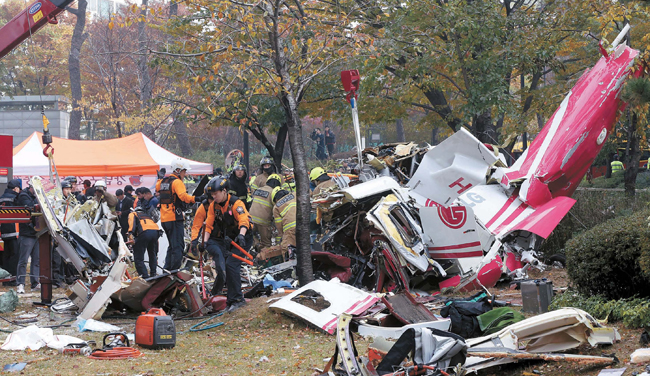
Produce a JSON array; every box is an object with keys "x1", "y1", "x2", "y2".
[
  {"x1": 155, "y1": 173, "x2": 196, "y2": 222},
  {"x1": 191, "y1": 202, "x2": 210, "y2": 241},
  {"x1": 205, "y1": 194, "x2": 251, "y2": 239},
  {"x1": 128, "y1": 211, "x2": 159, "y2": 236}
]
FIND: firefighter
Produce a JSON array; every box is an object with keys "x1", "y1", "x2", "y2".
[
  {"x1": 0, "y1": 179, "x2": 21, "y2": 285},
  {"x1": 156, "y1": 159, "x2": 203, "y2": 270},
  {"x1": 93, "y1": 180, "x2": 118, "y2": 210},
  {"x1": 249, "y1": 174, "x2": 282, "y2": 249},
  {"x1": 203, "y1": 176, "x2": 252, "y2": 313},
  {"x1": 272, "y1": 187, "x2": 296, "y2": 260},
  {"x1": 190, "y1": 195, "x2": 225, "y2": 295},
  {"x1": 250, "y1": 156, "x2": 281, "y2": 191},
  {"x1": 127, "y1": 207, "x2": 160, "y2": 278},
  {"x1": 64, "y1": 176, "x2": 85, "y2": 203},
  {"x1": 310, "y1": 167, "x2": 338, "y2": 197},
  {"x1": 228, "y1": 164, "x2": 252, "y2": 209}
]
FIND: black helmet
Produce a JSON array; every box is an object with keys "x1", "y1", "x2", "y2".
[
  {"x1": 61, "y1": 180, "x2": 72, "y2": 189},
  {"x1": 64, "y1": 176, "x2": 77, "y2": 184},
  {"x1": 205, "y1": 176, "x2": 228, "y2": 195},
  {"x1": 233, "y1": 164, "x2": 246, "y2": 171}
]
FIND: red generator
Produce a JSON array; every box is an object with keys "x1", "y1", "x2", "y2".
[{"x1": 135, "y1": 308, "x2": 176, "y2": 349}]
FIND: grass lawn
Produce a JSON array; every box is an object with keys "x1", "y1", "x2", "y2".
[{"x1": 0, "y1": 268, "x2": 646, "y2": 376}]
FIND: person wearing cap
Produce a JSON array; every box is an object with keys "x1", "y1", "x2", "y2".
[
  {"x1": 64, "y1": 176, "x2": 85, "y2": 203},
  {"x1": 0, "y1": 179, "x2": 22, "y2": 285},
  {"x1": 249, "y1": 174, "x2": 282, "y2": 249},
  {"x1": 82, "y1": 180, "x2": 93, "y2": 201},
  {"x1": 310, "y1": 167, "x2": 337, "y2": 197},
  {"x1": 124, "y1": 185, "x2": 135, "y2": 199},
  {"x1": 116, "y1": 189, "x2": 134, "y2": 240},
  {"x1": 156, "y1": 159, "x2": 205, "y2": 270},
  {"x1": 228, "y1": 164, "x2": 251, "y2": 209},
  {"x1": 16, "y1": 181, "x2": 40, "y2": 294},
  {"x1": 127, "y1": 206, "x2": 160, "y2": 278}
]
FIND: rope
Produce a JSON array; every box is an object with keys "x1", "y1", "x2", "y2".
[{"x1": 188, "y1": 312, "x2": 224, "y2": 332}]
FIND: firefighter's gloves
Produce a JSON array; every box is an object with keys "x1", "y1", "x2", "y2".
[{"x1": 235, "y1": 234, "x2": 247, "y2": 248}]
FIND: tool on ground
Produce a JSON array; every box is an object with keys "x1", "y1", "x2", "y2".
[
  {"x1": 230, "y1": 240, "x2": 254, "y2": 265},
  {"x1": 135, "y1": 308, "x2": 176, "y2": 349},
  {"x1": 189, "y1": 312, "x2": 224, "y2": 332},
  {"x1": 88, "y1": 332, "x2": 143, "y2": 360},
  {"x1": 59, "y1": 343, "x2": 91, "y2": 356}
]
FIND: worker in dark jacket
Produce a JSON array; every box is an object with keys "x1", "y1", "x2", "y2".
[
  {"x1": 155, "y1": 159, "x2": 203, "y2": 270},
  {"x1": 127, "y1": 207, "x2": 160, "y2": 278},
  {"x1": 228, "y1": 164, "x2": 252, "y2": 209},
  {"x1": 116, "y1": 189, "x2": 134, "y2": 240},
  {"x1": 203, "y1": 176, "x2": 253, "y2": 313},
  {"x1": 0, "y1": 179, "x2": 21, "y2": 285},
  {"x1": 16, "y1": 181, "x2": 39, "y2": 294},
  {"x1": 324, "y1": 125, "x2": 336, "y2": 158}
]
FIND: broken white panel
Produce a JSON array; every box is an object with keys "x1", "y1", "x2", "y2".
[
  {"x1": 341, "y1": 176, "x2": 400, "y2": 201},
  {"x1": 465, "y1": 308, "x2": 620, "y2": 371},
  {"x1": 408, "y1": 128, "x2": 498, "y2": 207},
  {"x1": 78, "y1": 232, "x2": 132, "y2": 320},
  {"x1": 367, "y1": 195, "x2": 431, "y2": 272},
  {"x1": 358, "y1": 319, "x2": 451, "y2": 340},
  {"x1": 269, "y1": 278, "x2": 379, "y2": 335}
]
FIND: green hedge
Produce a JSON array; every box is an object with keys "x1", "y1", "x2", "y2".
[
  {"x1": 551, "y1": 291, "x2": 650, "y2": 328},
  {"x1": 565, "y1": 208, "x2": 650, "y2": 300}
]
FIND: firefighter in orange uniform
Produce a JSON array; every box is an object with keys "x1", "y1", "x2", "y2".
[
  {"x1": 127, "y1": 207, "x2": 160, "y2": 278},
  {"x1": 155, "y1": 159, "x2": 203, "y2": 270},
  {"x1": 203, "y1": 177, "x2": 252, "y2": 313}
]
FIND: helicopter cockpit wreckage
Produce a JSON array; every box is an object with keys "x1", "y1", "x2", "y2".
[{"x1": 309, "y1": 30, "x2": 641, "y2": 297}]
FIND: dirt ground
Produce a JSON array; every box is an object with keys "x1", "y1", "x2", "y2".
[{"x1": 0, "y1": 267, "x2": 648, "y2": 376}]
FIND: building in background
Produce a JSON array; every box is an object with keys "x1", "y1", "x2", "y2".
[
  {"x1": 0, "y1": 95, "x2": 70, "y2": 147},
  {"x1": 88, "y1": 0, "x2": 129, "y2": 18}
]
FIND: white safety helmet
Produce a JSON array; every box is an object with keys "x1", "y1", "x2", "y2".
[
  {"x1": 95, "y1": 180, "x2": 107, "y2": 190},
  {"x1": 171, "y1": 158, "x2": 191, "y2": 173}
]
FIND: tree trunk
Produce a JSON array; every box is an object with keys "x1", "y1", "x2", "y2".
[
  {"x1": 67, "y1": 0, "x2": 88, "y2": 140},
  {"x1": 421, "y1": 87, "x2": 463, "y2": 134},
  {"x1": 605, "y1": 153, "x2": 613, "y2": 179},
  {"x1": 172, "y1": 110, "x2": 192, "y2": 156},
  {"x1": 396, "y1": 119, "x2": 405, "y2": 142},
  {"x1": 272, "y1": 124, "x2": 288, "y2": 172},
  {"x1": 282, "y1": 94, "x2": 314, "y2": 286},
  {"x1": 138, "y1": 0, "x2": 152, "y2": 134},
  {"x1": 473, "y1": 109, "x2": 496, "y2": 144},
  {"x1": 624, "y1": 113, "x2": 640, "y2": 197}
]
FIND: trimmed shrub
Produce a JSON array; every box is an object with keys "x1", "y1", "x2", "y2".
[{"x1": 565, "y1": 208, "x2": 650, "y2": 300}]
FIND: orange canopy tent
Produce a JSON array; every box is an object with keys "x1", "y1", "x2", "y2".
[{"x1": 13, "y1": 132, "x2": 212, "y2": 176}]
